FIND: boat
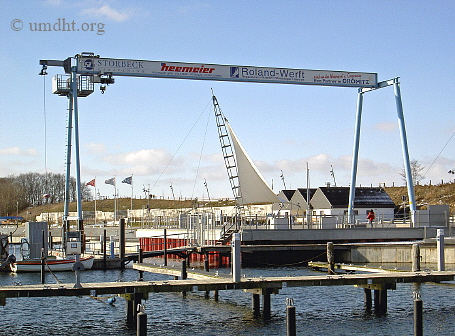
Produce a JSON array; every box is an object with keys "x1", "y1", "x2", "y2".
[{"x1": 11, "y1": 256, "x2": 94, "y2": 273}]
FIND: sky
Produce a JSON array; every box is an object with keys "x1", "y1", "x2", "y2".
[{"x1": 1, "y1": 0, "x2": 455, "y2": 202}]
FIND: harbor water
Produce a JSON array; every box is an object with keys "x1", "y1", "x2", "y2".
[{"x1": 0, "y1": 264, "x2": 454, "y2": 335}]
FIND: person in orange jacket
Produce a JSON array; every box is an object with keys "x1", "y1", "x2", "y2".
[{"x1": 367, "y1": 209, "x2": 375, "y2": 227}]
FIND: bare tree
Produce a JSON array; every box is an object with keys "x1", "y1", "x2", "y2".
[
  {"x1": 0, "y1": 177, "x2": 27, "y2": 216},
  {"x1": 400, "y1": 159, "x2": 425, "y2": 186},
  {"x1": 0, "y1": 173, "x2": 90, "y2": 215}
]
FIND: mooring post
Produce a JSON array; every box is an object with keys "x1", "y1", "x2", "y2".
[
  {"x1": 41, "y1": 230, "x2": 46, "y2": 284},
  {"x1": 103, "y1": 229, "x2": 107, "y2": 271},
  {"x1": 327, "y1": 242, "x2": 335, "y2": 275},
  {"x1": 412, "y1": 243, "x2": 421, "y2": 272},
  {"x1": 252, "y1": 293, "x2": 260, "y2": 317},
  {"x1": 263, "y1": 288, "x2": 272, "y2": 320},
  {"x1": 414, "y1": 294, "x2": 423, "y2": 336},
  {"x1": 204, "y1": 253, "x2": 209, "y2": 272},
  {"x1": 110, "y1": 236, "x2": 115, "y2": 258},
  {"x1": 137, "y1": 305, "x2": 147, "y2": 336},
  {"x1": 138, "y1": 248, "x2": 144, "y2": 281},
  {"x1": 286, "y1": 298, "x2": 296, "y2": 336},
  {"x1": 364, "y1": 288, "x2": 372, "y2": 314},
  {"x1": 133, "y1": 293, "x2": 143, "y2": 323},
  {"x1": 374, "y1": 289, "x2": 387, "y2": 316},
  {"x1": 120, "y1": 218, "x2": 126, "y2": 270},
  {"x1": 163, "y1": 228, "x2": 167, "y2": 266},
  {"x1": 437, "y1": 228, "x2": 445, "y2": 271},
  {"x1": 126, "y1": 297, "x2": 134, "y2": 326},
  {"x1": 214, "y1": 290, "x2": 219, "y2": 302},
  {"x1": 232, "y1": 233, "x2": 241, "y2": 282},
  {"x1": 181, "y1": 259, "x2": 187, "y2": 280}
]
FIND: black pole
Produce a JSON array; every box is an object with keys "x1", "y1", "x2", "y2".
[
  {"x1": 41, "y1": 230, "x2": 45, "y2": 284},
  {"x1": 164, "y1": 228, "x2": 167, "y2": 266},
  {"x1": 364, "y1": 288, "x2": 372, "y2": 314},
  {"x1": 120, "y1": 218, "x2": 125, "y2": 270},
  {"x1": 181, "y1": 259, "x2": 187, "y2": 280},
  {"x1": 49, "y1": 232, "x2": 53, "y2": 250},
  {"x1": 137, "y1": 311, "x2": 147, "y2": 336},
  {"x1": 138, "y1": 248, "x2": 144, "y2": 281},
  {"x1": 103, "y1": 229, "x2": 107, "y2": 271},
  {"x1": 204, "y1": 253, "x2": 209, "y2": 272},
  {"x1": 286, "y1": 305, "x2": 296, "y2": 336},
  {"x1": 414, "y1": 299, "x2": 423, "y2": 336}
]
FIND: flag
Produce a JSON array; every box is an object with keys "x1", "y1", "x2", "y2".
[
  {"x1": 105, "y1": 177, "x2": 115, "y2": 186},
  {"x1": 122, "y1": 176, "x2": 132, "y2": 185},
  {"x1": 86, "y1": 179, "x2": 95, "y2": 187}
]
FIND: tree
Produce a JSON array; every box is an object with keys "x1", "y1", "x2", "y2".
[
  {"x1": 0, "y1": 177, "x2": 27, "y2": 216},
  {"x1": 0, "y1": 172, "x2": 91, "y2": 215},
  {"x1": 400, "y1": 159, "x2": 425, "y2": 186}
]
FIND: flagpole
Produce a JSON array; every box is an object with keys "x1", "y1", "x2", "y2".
[
  {"x1": 131, "y1": 174, "x2": 133, "y2": 216},
  {"x1": 114, "y1": 176, "x2": 117, "y2": 224},
  {"x1": 94, "y1": 176, "x2": 97, "y2": 225}
]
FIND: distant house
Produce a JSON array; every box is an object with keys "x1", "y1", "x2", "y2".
[
  {"x1": 310, "y1": 187, "x2": 395, "y2": 223},
  {"x1": 272, "y1": 188, "x2": 317, "y2": 222},
  {"x1": 273, "y1": 189, "x2": 297, "y2": 214}
]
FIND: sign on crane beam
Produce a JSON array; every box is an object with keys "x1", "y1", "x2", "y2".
[{"x1": 77, "y1": 56, "x2": 377, "y2": 88}]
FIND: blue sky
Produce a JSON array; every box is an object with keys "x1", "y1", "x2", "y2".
[{"x1": 1, "y1": 0, "x2": 455, "y2": 201}]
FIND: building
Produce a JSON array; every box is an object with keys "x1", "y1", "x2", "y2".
[{"x1": 310, "y1": 186, "x2": 395, "y2": 226}]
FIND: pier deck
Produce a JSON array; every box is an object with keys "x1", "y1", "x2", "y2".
[{"x1": 0, "y1": 269, "x2": 453, "y2": 301}]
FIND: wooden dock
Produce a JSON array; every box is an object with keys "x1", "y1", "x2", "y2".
[
  {"x1": 1, "y1": 268, "x2": 453, "y2": 300},
  {"x1": 1, "y1": 264, "x2": 454, "y2": 329}
]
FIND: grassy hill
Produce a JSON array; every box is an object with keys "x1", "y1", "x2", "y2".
[{"x1": 385, "y1": 182, "x2": 455, "y2": 212}]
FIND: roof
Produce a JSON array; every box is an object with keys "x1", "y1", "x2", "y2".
[
  {"x1": 295, "y1": 188, "x2": 317, "y2": 202},
  {"x1": 317, "y1": 187, "x2": 395, "y2": 208},
  {"x1": 279, "y1": 190, "x2": 296, "y2": 202}
]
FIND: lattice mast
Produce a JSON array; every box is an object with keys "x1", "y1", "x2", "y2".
[{"x1": 212, "y1": 95, "x2": 244, "y2": 220}]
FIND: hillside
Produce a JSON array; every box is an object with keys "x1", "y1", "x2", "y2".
[{"x1": 385, "y1": 182, "x2": 455, "y2": 212}]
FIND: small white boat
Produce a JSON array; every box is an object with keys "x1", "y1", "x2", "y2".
[{"x1": 11, "y1": 256, "x2": 94, "y2": 273}]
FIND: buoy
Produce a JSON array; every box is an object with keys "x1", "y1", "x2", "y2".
[{"x1": 107, "y1": 297, "x2": 116, "y2": 305}]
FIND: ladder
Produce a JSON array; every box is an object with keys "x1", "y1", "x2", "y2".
[{"x1": 212, "y1": 95, "x2": 243, "y2": 244}]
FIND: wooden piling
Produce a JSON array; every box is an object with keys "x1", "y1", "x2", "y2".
[
  {"x1": 364, "y1": 288, "x2": 372, "y2": 314},
  {"x1": 103, "y1": 229, "x2": 107, "y2": 271},
  {"x1": 41, "y1": 230, "x2": 45, "y2": 284},
  {"x1": 126, "y1": 297, "x2": 134, "y2": 326},
  {"x1": 164, "y1": 228, "x2": 167, "y2": 266},
  {"x1": 412, "y1": 243, "x2": 420, "y2": 272},
  {"x1": 374, "y1": 289, "x2": 387, "y2": 316},
  {"x1": 327, "y1": 242, "x2": 335, "y2": 275},
  {"x1": 138, "y1": 248, "x2": 144, "y2": 281},
  {"x1": 252, "y1": 293, "x2": 260, "y2": 317},
  {"x1": 414, "y1": 298, "x2": 423, "y2": 336},
  {"x1": 137, "y1": 311, "x2": 147, "y2": 336},
  {"x1": 204, "y1": 253, "x2": 209, "y2": 272},
  {"x1": 286, "y1": 303, "x2": 296, "y2": 336},
  {"x1": 120, "y1": 218, "x2": 125, "y2": 270},
  {"x1": 181, "y1": 259, "x2": 187, "y2": 280},
  {"x1": 263, "y1": 288, "x2": 272, "y2": 320}
]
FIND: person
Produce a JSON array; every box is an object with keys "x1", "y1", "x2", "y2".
[{"x1": 367, "y1": 209, "x2": 375, "y2": 227}]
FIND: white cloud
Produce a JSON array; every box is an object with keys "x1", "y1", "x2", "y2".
[
  {"x1": 0, "y1": 147, "x2": 38, "y2": 156},
  {"x1": 85, "y1": 142, "x2": 107, "y2": 154},
  {"x1": 82, "y1": 4, "x2": 132, "y2": 22},
  {"x1": 375, "y1": 122, "x2": 397, "y2": 132},
  {"x1": 100, "y1": 149, "x2": 186, "y2": 175}
]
